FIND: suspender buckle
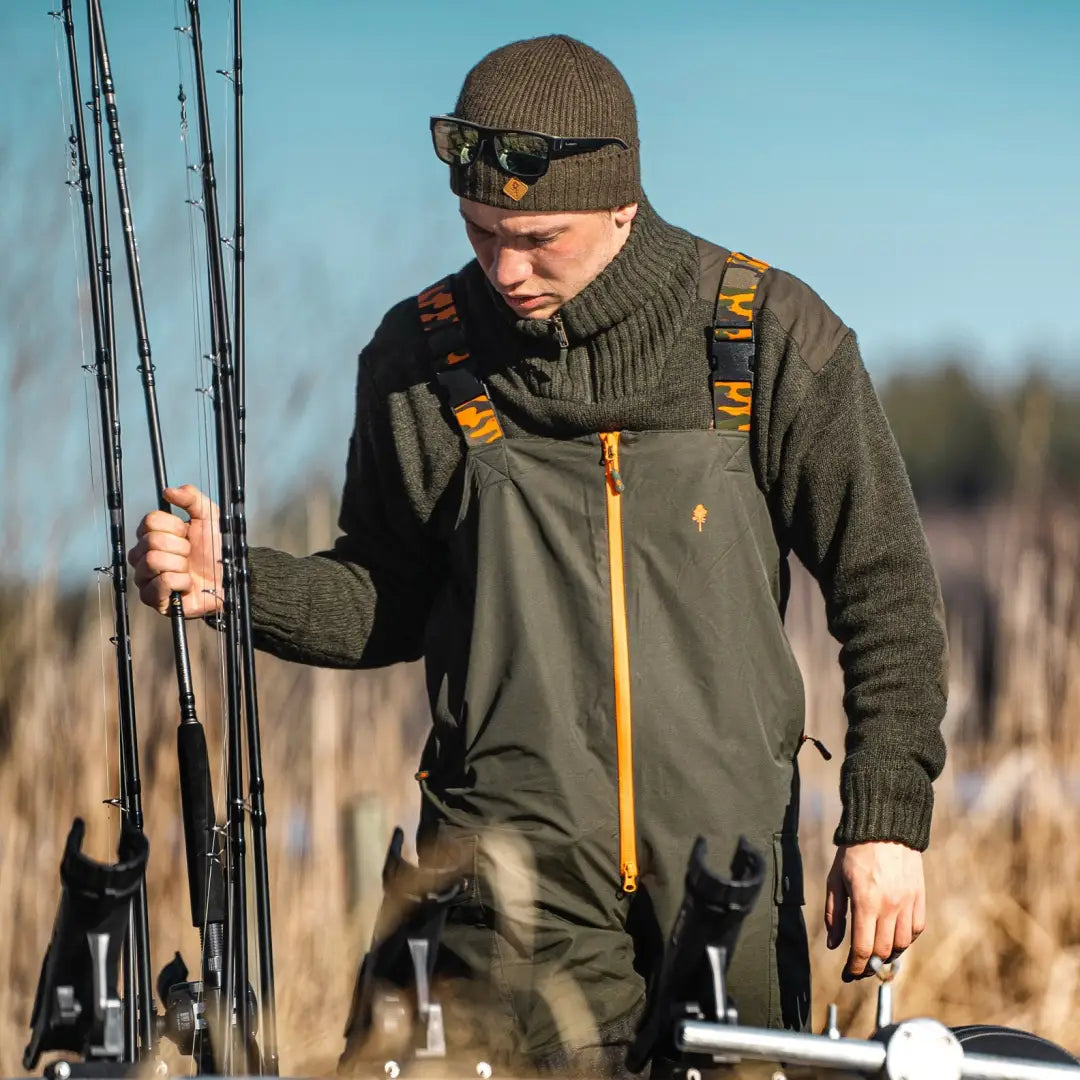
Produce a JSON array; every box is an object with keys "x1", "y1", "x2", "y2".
[{"x1": 709, "y1": 338, "x2": 756, "y2": 382}]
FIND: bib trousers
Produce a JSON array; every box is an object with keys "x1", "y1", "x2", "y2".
[{"x1": 414, "y1": 409, "x2": 811, "y2": 1071}]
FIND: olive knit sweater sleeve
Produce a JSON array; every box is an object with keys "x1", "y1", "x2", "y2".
[
  {"x1": 247, "y1": 308, "x2": 443, "y2": 669},
  {"x1": 753, "y1": 272, "x2": 948, "y2": 851}
]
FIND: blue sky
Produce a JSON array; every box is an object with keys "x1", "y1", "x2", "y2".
[{"x1": 1, "y1": 0, "x2": 1078, "y2": 579}]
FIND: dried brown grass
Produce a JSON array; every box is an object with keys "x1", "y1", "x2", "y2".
[
  {"x1": 793, "y1": 501, "x2": 1080, "y2": 1049},
  {"x1": 2, "y1": 496, "x2": 1079, "y2": 1073}
]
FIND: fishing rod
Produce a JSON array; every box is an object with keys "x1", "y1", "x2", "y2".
[
  {"x1": 84, "y1": 9, "x2": 140, "y2": 1061},
  {"x1": 86, "y1": 5, "x2": 115, "y2": 423},
  {"x1": 229, "y1": 0, "x2": 246, "y2": 471},
  {"x1": 186, "y1": 3, "x2": 252, "y2": 1063},
  {"x1": 185, "y1": 0, "x2": 278, "y2": 1069},
  {"x1": 86, "y1": 0, "x2": 229, "y2": 1071},
  {"x1": 225, "y1": 1, "x2": 280, "y2": 1068},
  {"x1": 58, "y1": 0, "x2": 154, "y2": 1058}
]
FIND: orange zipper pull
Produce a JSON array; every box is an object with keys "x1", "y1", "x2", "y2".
[{"x1": 600, "y1": 432, "x2": 624, "y2": 493}]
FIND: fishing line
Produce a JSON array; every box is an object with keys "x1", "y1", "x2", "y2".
[{"x1": 175, "y1": 17, "x2": 216, "y2": 521}]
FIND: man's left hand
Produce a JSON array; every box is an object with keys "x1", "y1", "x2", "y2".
[{"x1": 824, "y1": 841, "x2": 926, "y2": 980}]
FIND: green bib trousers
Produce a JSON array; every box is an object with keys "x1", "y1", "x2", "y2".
[{"x1": 415, "y1": 413, "x2": 811, "y2": 1068}]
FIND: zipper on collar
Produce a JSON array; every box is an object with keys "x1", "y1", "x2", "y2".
[
  {"x1": 599, "y1": 432, "x2": 638, "y2": 894},
  {"x1": 552, "y1": 313, "x2": 569, "y2": 350},
  {"x1": 551, "y1": 313, "x2": 570, "y2": 363}
]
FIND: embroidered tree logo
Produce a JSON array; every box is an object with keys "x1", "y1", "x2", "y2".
[{"x1": 692, "y1": 504, "x2": 708, "y2": 532}]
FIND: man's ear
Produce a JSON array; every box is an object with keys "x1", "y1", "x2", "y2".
[{"x1": 613, "y1": 203, "x2": 639, "y2": 227}]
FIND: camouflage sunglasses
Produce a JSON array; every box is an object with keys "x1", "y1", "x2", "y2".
[{"x1": 429, "y1": 115, "x2": 628, "y2": 182}]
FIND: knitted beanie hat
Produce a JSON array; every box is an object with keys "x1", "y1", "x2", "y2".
[{"x1": 446, "y1": 35, "x2": 641, "y2": 212}]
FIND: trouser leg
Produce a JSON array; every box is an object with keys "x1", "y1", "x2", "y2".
[
  {"x1": 531, "y1": 1010, "x2": 645, "y2": 1080},
  {"x1": 437, "y1": 913, "x2": 646, "y2": 1077}
]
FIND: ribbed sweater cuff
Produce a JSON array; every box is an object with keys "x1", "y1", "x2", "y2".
[{"x1": 834, "y1": 765, "x2": 935, "y2": 851}]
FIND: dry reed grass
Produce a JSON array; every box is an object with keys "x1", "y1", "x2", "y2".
[
  {"x1": 792, "y1": 501, "x2": 1080, "y2": 1049},
  {"x1": 2, "y1": 495, "x2": 1078, "y2": 1074}
]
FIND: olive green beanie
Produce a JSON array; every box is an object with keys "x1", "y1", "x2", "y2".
[{"x1": 446, "y1": 35, "x2": 642, "y2": 212}]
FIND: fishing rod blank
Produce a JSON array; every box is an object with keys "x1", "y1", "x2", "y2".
[
  {"x1": 226, "y1": 1, "x2": 280, "y2": 1071},
  {"x1": 60, "y1": 0, "x2": 154, "y2": 1057},
  {"x1": 231, "y1": 0, "x2": 246, "y2": 472},
  {"x1": 84, "y1": 8, "x2": 138, "y2": 1059}
]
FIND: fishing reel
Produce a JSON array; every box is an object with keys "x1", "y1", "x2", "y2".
[{"x1": 156, "y1": 951, "x2": 260, "y2": 1070}]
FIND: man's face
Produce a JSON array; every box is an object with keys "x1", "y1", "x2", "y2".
[{"x1": 460, "y1": 198, "x2": 638, "y2": 320}]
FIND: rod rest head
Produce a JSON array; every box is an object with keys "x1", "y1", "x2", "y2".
[{"x1": 626, "y1": 836, "x2": 766, "y2": 1075}]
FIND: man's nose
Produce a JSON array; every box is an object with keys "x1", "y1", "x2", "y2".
[{"x1": 492, "y1": 246, "x2": 531, "y2": 291}]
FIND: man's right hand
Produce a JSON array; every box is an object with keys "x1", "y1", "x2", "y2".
[{"x1": 128, "y1": 484, "x2": 222, "y2": 618}]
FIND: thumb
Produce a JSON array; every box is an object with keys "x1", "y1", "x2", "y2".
[
  {"x1": 165, "y1": 484, "x2": 216, "y2": 522},
  {"x1": 825, "y1": 864, "x2": 848, "y2": 951}
]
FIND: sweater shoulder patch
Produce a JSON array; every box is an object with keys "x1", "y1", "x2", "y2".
[
  {"x1": 755, "y1": 267, "x2": 849, "y2": 375},
  {"x1": 695, "y1": 236, "x2": 733, "y2": 304}
]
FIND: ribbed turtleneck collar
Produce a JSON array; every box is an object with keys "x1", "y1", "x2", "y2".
[
  {"x1": 491, "y1": 199, "x2": 696, "y2": 346},
  {"x1": 460, "y1": 198, "x2": 703, "y2": 417},
  {"x1": 555, "y1": 199, "x2": 695, "y2": 342}
]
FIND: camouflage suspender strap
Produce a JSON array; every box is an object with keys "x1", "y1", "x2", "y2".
[
  {"x1": 417, "y1": 278, "x2": 505, "y2": 446},
  {"x1": 710, "y1": 252, "x2": 770, "y2": 433}
]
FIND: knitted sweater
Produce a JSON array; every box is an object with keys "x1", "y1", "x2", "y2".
[{"x1": 247, "y1": 201, "x2": 948, "y2": 851}]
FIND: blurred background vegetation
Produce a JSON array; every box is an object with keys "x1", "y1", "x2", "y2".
[{"x1": 881, "y1": 363, "x2": 1080, "y2": 507}]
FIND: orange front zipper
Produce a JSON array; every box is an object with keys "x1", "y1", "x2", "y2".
[{"x1": 599, "y1": 432, "x2": 638, "y2": 894}]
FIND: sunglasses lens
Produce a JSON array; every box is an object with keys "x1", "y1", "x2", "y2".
[
  {"x1": 433, "y1": 120, "x2": 480, "y2": 166},
  {"x1": 494, "y1": 132, "x2": 549, "y2": 179}
]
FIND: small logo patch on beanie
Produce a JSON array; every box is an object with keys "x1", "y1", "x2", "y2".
[{"x1": 503, "y1": 177, "x2": 529, "y2": 201}]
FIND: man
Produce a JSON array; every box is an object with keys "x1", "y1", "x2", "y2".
[{"x1": 130, "y1": 34, "x2": 946, "y2": 1075}]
